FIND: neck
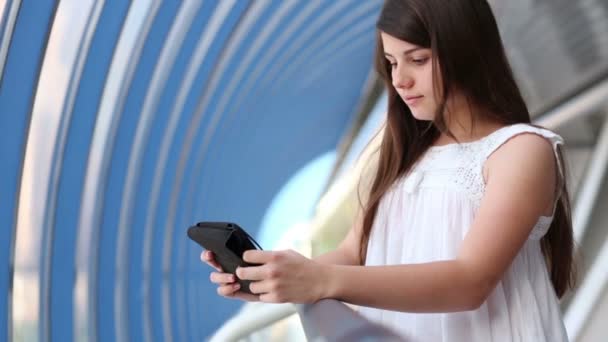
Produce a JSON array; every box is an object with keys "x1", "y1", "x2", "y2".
[{"x1": 434, "y1": 96, "x2": 503, "y2": 145}]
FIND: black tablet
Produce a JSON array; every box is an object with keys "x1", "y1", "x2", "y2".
[{"x1": 187, "y1": 221, "x2": 262, "y2": 294}]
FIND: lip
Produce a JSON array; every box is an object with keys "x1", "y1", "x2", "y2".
[{"x1": 403, "y1": 95, "x2": 424, "y2": 105}]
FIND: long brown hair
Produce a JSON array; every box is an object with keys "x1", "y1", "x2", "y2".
[{"x1": 358, "y1": 0, "x2": 576, "y2": 298}]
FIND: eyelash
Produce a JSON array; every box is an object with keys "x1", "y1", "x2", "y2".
[{"x1": 389, "y1": 57, "x2": 429, "y2": 69}]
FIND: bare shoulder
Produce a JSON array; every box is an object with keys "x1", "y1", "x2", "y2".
[
  {"x1": 485, "y1": 132, "x2": 556, "y2": 181},
  {"x1": 484, "y1": 132, "x2": 557, "y2": 214}
]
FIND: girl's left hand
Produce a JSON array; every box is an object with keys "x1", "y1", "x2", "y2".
[{"x1": 236, "y1": 249, "x2": 329, "y2": 304}]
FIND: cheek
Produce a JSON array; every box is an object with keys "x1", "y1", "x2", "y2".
[
  {"x1": 422, "y1": 67, "x2": 436, "y2": 95},
  {"x1": 421, "y1": 70, "x2": 440, "y2": 111}
]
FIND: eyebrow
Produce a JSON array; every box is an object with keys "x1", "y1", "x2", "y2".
[{"x1": 384, "y1": 47, "x2": 423, "y2": 58}]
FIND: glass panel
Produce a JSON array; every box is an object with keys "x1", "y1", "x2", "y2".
[
  {"x1": 0, "y1": 0, "x2": 20, "y2": 83},
  {"x1": 0, "y1": 0, "x2": 10, "y2": 28},
  {"x1": 74, "y1": 1, "x2": 159, "y2": 341},
  {"x1": 12, "y1": 1, "x2": 96, "y2": 341}
]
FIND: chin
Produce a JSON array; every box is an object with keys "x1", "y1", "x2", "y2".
[{"x1": 410, "y1": 110, "x2": 434, "y2": 121}]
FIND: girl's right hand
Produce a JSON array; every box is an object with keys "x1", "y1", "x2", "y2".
[{"x1": 201, "y1": 250, "x2": 259, "y2": 302}]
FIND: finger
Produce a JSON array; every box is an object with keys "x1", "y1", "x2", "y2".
[
  {"x1": 259, "y1": 293, "x2": 284, "y2": 304},
  {"x1": 248, "y1": 280, "x2": 272, "y2": 295},
  {"x1": 210, "y1": 272, "x2": 236, "y2": 284},
  {"x1": 201, "y1": 250, "x2": 219, "y2": 264},
  {"x1": 217, "y1": 283, "x2": 241, "y2": 297},
  {"x1": 235, "y1": 265, "x2": 267, "y2": 281},
  {"x1": 200, "y1": 251, "x2": 222, "y2": 272},
  {"x1": 217, "y1": 283, "x2": 261, "y2": 302},
  {"x1": 200, "y1": 250, "x2": 211, "y2": 262},
  {"x1": 242, "y1": 250, "x2": 274, "y2": 264}
]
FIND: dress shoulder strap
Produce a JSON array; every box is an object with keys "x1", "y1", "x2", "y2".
[{"x1": 482, "y1": 123, "x2": 564, "y2": 159}]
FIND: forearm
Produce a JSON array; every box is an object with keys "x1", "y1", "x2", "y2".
[
  {"x1": 312, "y1": 247, "x2": 359, "y2": 266},
  {"x1": 323, "y1": 260, "x2": 490, "y2": 313}
]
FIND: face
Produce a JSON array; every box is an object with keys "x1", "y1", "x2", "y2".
[{"x1": 381, "y1": 31, "x2": 438, "y2": 121}]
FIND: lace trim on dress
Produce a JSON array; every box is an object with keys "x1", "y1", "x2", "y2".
[{"x1": 401, "y1": 123, "x2": 565, "y2": 240}]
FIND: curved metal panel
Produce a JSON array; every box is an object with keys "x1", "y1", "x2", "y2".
[
  {"x1": 49, "y1": 2, "x2": 131, "y2": 341},
  {"x1": 115, "y1": 1, "x2": 202, "y2": 341},
  {"x1": 0, "y1": 0, "x2": 21, "y2": 84},
  {"x1": 275, "y1": 1, "x2": 381, "y2": 87},
  {"x1": 258, "y1": 0, "x2": 356, "y2": 91},
  {"x1": 12, "y1": 2, "x2": 98, "y2": 341},
  {"x1": 169, "y1": 3, "x2": 276, "y2": 340},
  {"x1": 140, "y1": 3, "x2": 226, "y2": 340},
  {"x1": 44, "y1": 2, "x2": 105, "y2": 340},
  {"x1": 144, "y1": 2, "x2": 252, "y2": 340},
  {"x1": 1, "y1": 1, "x2": 56, "y2": 341},
  {"x1": 75, "y1": 1, "x2": 161, "y2": 341},
  {"x1": 95, "y1": 1, "x2": 176, "y2": 341}
]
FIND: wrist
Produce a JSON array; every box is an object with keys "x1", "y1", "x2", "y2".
[{"x1": 317, "y1": 262, "x2": 338, "y2": 301}]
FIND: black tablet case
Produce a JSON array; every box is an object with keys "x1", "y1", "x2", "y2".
[{"x1": 187, "y1": 222, "x2": 263, "y2": 295}]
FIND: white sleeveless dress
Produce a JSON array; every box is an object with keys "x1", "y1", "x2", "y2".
[{"x1": 357, "y1": 123, "x2": 569, "y2": 341}]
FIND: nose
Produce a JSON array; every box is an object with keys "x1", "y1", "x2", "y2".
[{"x1": 392, "y1": 69, "x2": 414, "y2": 90}]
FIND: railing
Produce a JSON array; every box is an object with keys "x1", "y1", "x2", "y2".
[
  {"x1": 295, "y1": 300, "x2": 403, "y2": 341},
  {"x1": 209, "y1": 300, "x2": 403, "y2": 341},
  {"x1": 209, "y1": 303, "x2": 296, "y2": 341}
]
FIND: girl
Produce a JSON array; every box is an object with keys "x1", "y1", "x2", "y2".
[{"x1": 203, "y1": 0, "x2": 577, "y2": 340}]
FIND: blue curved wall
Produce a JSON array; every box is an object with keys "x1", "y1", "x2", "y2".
[{"x1": 0, "y1": 1, "x2": 381, "y2": 340}]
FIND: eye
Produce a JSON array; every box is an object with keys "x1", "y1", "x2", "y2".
[{"x1": 411, "y1": 57, "x2": 429, "y2": 65}]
